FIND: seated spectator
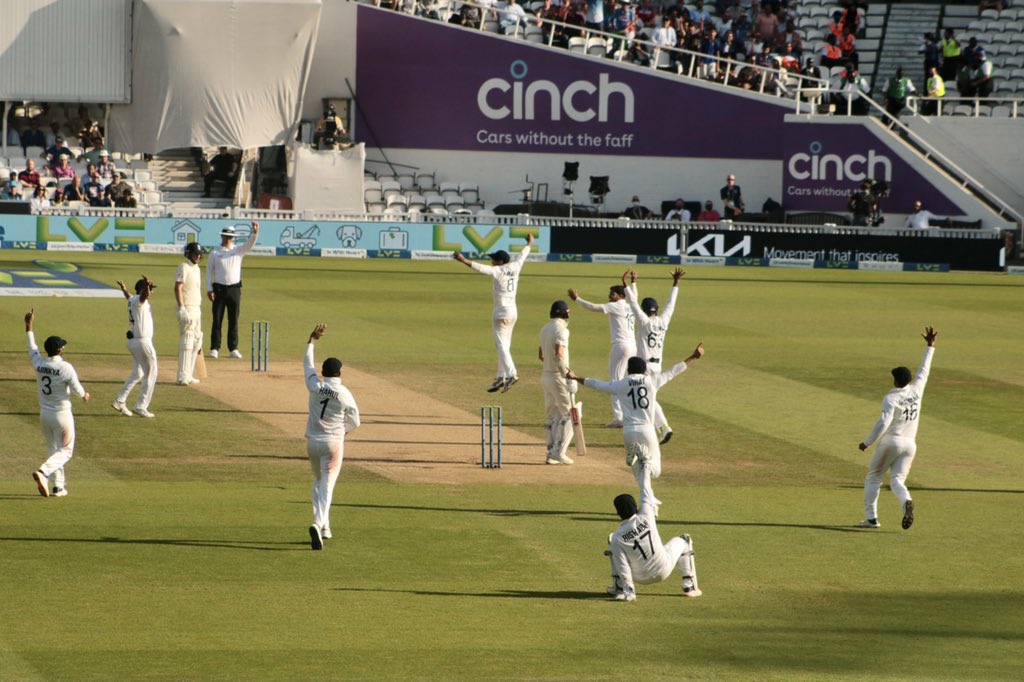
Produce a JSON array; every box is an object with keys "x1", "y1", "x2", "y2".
[
  {"x1": 847, "y1": 181, "x2": 876, "y2": 226},
  {"x1": 778, "y1": 42, "x2": 800, "y2": 73},
  {"x1": 622, "y1": 24, "x2": 652, "y2": 65},
  {"x1": 962, "y1": 49, "x2": 993, "y2": 99},
  {"x1": 50, "y1": 154, "x2": 76, "y2": 180},
  {"x1": 773, "y1": 19, "x2": 802, "y2": 56},
  {"x1": 720, "y1": 174, "x2": 745, "y2": 218},
  {"x1": 923, "y1": 65, "x2": 945, "y2": 115},
  {"x1": 754, "y1": 42, "x2": 774, "y2": 68},
  {"x1": 636, "y1": 0, "x2": 656, "y2": 26},
  {"x1": 96, "y1": 151, "x2": 117, "y2": 182},
  {"x1": 978, "y1": 0, "x2": 1004, "y2": 12},
  {"x1": 108, "y1": 172, "x2": 133, "y2": 202},
  {"x1": 534, "y1": 0, "x2": 560, "y2": 41},
  {"x1": 834, "y1": 64, "x2": 870, "y2": 115},
  {"x1": 719, "y1": 29, "x2": 741, "y2": 66},
  {"x1": 45, "y1": 121, "x2": 65, "y2": 148},
  {"x1": 622, "y1": 195, "x2": 654, "y2": 219},
  {"x1": 801, "y1": 57, "x2": 822, "y2": 81},
  {"x1": 448, "y1": 2, "x2": 480, "y2": 26},
  {"x1": 91, "y1": 185, "x2": 115, "y2": 208},
  {"x1": 689, "y1": 0, "x2": 712, "y2": 27},
  {"x1": 820, "y1": 34, "x2": 844, "y2": 69},
  {"x1": 736, "y1": 55, "x2": 762, "y2": 90},
  {"x1": 665, "y1": 198, "x2": 691, "y2": 221},
  {"x1": 500, "y1": 0, "x2": 527, "y2": 33},
  {"x1": 904, "y1": 200, "x2": 939, "y2": 229},
  {"x1": 63, "y1": 176, "x2": 86, "y2": 203},
  {"x1": 732, "y1": 10, "x2": 751, "y2": 46},
  {"x1": 696, "y1": 200, "x2": 721, "y2": 221},
  {"x1": 116, "y1": 187, "x2": 139, "y2": 209},
  {"x1": 51, "y1": 187, "x2": 65, "y2": 206},
  {"x1": 30, "y1": 186, "x2": 50, "y2": 213},
  {"x1": 839, "y1": 1, "x2": 860, "y2": 38},
  {"x1": 1, "y1": 180, "x2": 25, "y2": 201},
  {"x1": 81, "y1": 141, "x2": 107, "y2": 165},
  {"x1": 43, "y1": 136, "x2": 73, "y2": 164},
  {"x1": 762, "y1": 196, "x2": 784, "y2": 222},
  {"x1": 79, "y1": 120, "x2": 104, "y2": 149},
  {"x1": 203, "y1": 146, "x2": 239, "y2": 198},
  {"x1": 83, "y1": 168, "x2": 105, "y2": 202},
  {"x1": 19, "y1": 120, "x2": 46, "y2": 152},
  {"x1": 18, "y1": 159, "x2": 42, "y2": 189}
]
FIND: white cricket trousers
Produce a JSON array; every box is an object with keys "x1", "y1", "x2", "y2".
[
  {"x1": 645, "y1": 361, "x2": 669, "y2": 431},
  {"x1": 542, "y1": 372, "x2": 575, "y2": 460},
  {"x1": 608, "y1": 342, "x2": 636, "y2": 421},
  {"x1": 177, "y1": 305, "x2": 202, "y2": 383},
  {"x1": 492, "y1": 313, "x2": 517, "y2": 380},
  {"x1": 116, "y1": 337, "x2": 157, "y2": 411},
  {"x1": 864, "y1": 436, "x2": 917, "y2": 520},
  {"x1": 38, "y1": 409, "x2": 75, "y2": 490},
  {"x1": 609, "y1": 533, "x2": 697, "y2": 588},
  {"x1": 625, "y1": 427, "x2": 662, "y2": 480},
  {"x1": 308, "y1": 439, "x2": 344, "y2": 530}
]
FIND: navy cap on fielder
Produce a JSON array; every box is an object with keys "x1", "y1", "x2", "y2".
[
  {"x1": 550, "y1": 300, "x2": 570, "y2": 318},
  {"x1": 614, "y1": 493, "x2": 638, "y2": 520},
  {"x1": 892, "y1": 366, "x2": 912, "y2": 387},
  {"x1": 641, "y1": 297, "x2": 659, "y2": 315},
  {"x1": 489, "y1": 249, "x2": 510, "y2": 265},
  {"x1": 322, "y1": 357, "x2": 343, "y2": 377},
  {"x1": 134, "y1": 278, "x2": 156, "y2": 293},
  {"x1": 184, "y1": 241, "x2": 202, "y2": 256},
  {"x1": 43, "y1": 335, "x2": 67, "y2": 357}
]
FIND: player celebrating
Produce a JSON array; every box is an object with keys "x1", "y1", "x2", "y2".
[
  {"x1": 304, "y1": 324, "x2": 360, "y2": 551},
  {"x1": 604, "y1": 468, "x2": 702, "y2": 602},
  {"x1": 175, "y1": 242, "x2": 204, "y2": 385},
  {"x1": 25, "y1": 309, "x2": 90, "y2": 497},
  {"x1": 452, "y1": 233, "x2": 534, "y2": 392},
  {"x1": 857, "y1": 326, "x2": 938, "y2": 530},
  {"x1": 568, "y1": 283, "x2": 636, "y2": 427},
  {"x1": 112, "y1": 275, "x2": 158, "y2": 418},
  {"x1": 568, "y1": 343, "x2": 704, "y2": 499},
  {"x1": 623, "y1": 267, "x2": 684, "y2": 444},
  {"x1": 539, "y1": 300, "x2": 577, "y2": 465}
]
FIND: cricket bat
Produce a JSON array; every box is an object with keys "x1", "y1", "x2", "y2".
[
  {"x1": 571, "y1": 402, "x2": 587, "y2": 456},
  {"x1": 194, "y1": 349, "x2": 208, "y2": 379}
]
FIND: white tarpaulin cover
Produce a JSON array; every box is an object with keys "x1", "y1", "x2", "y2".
[
  {"x1": 290, "y1": 144, "x2": 365, "y2": 212},
  {"x1": 109, "y1": 0, "x2": 322, "y2": 153}
]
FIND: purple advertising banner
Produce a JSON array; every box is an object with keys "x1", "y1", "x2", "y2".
[
  {"x1": 781, "y1": 121, "x2": 963, "y2": 215},
  {"x1": 355, "y1": 5, "x2": 790, "y2": 158}
]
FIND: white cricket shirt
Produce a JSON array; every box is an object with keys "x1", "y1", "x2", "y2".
[
  {"x1": 126, "y1": 295, "x2": 153, "y2": 340},
  {"x1": 610, "y1": 473, "x2": 667, "y2": 583},
  {"x1": 206, "y1": 231, "x2": 257, "y2": 289},
  {"x1": 175, "y1": 260, "x2": 202, "y2": 307},
  {"x1": 575, "y1": 297, "x2": 636, "y2": 348},
  {"x1": 863, "y1": 346, "x2": 935, "y2": 446},
  {"x1": 304, "y1": 344, "x2": 360, "y2": 442},
  {"x1": 469, "y1": 244, "x2": 531, "y2": 315},
  {"x1": 27, "y1": 332, "x2": 85, "y2": 412},
  {"x1": 626, "y1": 283, "x2": 678, "y2": 364},
  {"x1": 583, "y1": 362, "x2": 687, "y2": 431}
]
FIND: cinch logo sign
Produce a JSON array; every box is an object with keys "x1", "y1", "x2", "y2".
[
  {"x1": 477, "y1": 60, "x2": 635, "y2": 123},
  {"x1": 787, "y1": 141, "x2": 892, "y2": 182}
]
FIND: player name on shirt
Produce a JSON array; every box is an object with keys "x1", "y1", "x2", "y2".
[
  {"x1": 36, "y1": 366, "x2": 61, "y2": 376},
  {"x1": 317, "y1": 385, "x2": 339, "y2": 400},
  {"x1": 621, "y1": 519, "x2": 651, "y2": 541},
  {"x1": 627, "y1": 377, "x2": 645, "y2": 387}
]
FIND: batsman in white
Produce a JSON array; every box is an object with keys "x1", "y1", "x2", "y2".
[
  {"x1": 538, "y1": 300, "x2": 577, "y2": 465},
  {"x1": 603, "y1": 467, "x2": 701, "y2": 602},
  {"x1": 112, "y1": 275, "x2": 158, "y2": 418},
  {"x1": 304, "y1": 323, "x2": 360, "y2": 551},
  {"x1": 567, "y1": 283, "x2": 636, "y2": 427},
  {"x1": 25, "y1": 308, "x2": 90, "y2": 498},
  {"x1": 175, "y1": 241, "x2": 204, "y2": 385},
  {"x1": 623, "y1": 267, "x2": 684, "y2": 444},
  {"x1": 857, "y1": 326, "x2": 938, "y2": 530},
  {"x1": 452, "y1": 233, "x2": 534, "y2": 393},
  {"x1": 567, "y1": 343, "x2": 704, "y2": 504}
]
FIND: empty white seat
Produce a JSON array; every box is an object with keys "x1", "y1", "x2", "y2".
[
  {"x1": 397, "y1": 173, "x2": 416, "y2": 190},
  {"x1": 587, "y1": 37, "x2": 608, "y2": 57},
  {"x1": 460, "y1": 183, "x2": 480, "y2": 203},
  {"x1": 142, "y1": 191, "x2": 162, "y2": 204},
  {"x1": 415, "y1": 172, "x2": 436, "y2": 191},
  {"x1": 134, "y1": 170, "x2": 153, "y2": 182},
  {"x1": 424, "y1": 191, "x2": 445, "y2": 208},
  {"x1": 25, "y1": 146, "x2": 45, "y2": 159},
  {"x1": 568, "y1": 36, "x2": 587, "y2": 53},
  {"x1": 381, "y1": 180, "x2": 402, "y2": 199},
  {"x1": 366, "y1": 201, "x2": 386, "y2": 214},
  {"x1": 407, "y1": 193, "x2": 427, "y2": 211},
  {"x1": 386, "y1": 193, "x2": 409, "y2": 207}
]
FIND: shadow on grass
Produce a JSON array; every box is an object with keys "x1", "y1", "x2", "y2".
[
  {"x1": 0, "y1": 535, "x2": 308, "y2": 552},
  {"x1": 332, "y1": 586, "x2": 649, "y2": 601},
  {"x1": 836, "y1": 484, "x2": 1024, "y2": 494}
]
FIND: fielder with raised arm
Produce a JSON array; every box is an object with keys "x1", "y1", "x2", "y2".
[
  {"x1": 604, "y1": 467, "x2": 702, "y2": 602},
  {"x1": 568, "y1": 283, "x2": 636, "y2": 427},
  {"x1": 623, "y1": 267, "x2": 684, "y2": 444},
  {"x1": 25, "y1": 309, "x2": 90, "y2": 497},
  {"x1": 112, "y1": 275, "x2": 158, "y2": 418},
  {"x1": 175, "y1": 241, "x2": 204, "y2": 385},
  {"x1": 453, "y1": 233, "x2": 534, "y2": 393},
  {"x1": 857, "y1": 326, "x2": 937, "y2": 530},
  {"x1": 568, "y1": 343, "x2": 703, "y2": 502},
  {"x1": 304, "y1": 324, "x2": 360, "y2": 551}
]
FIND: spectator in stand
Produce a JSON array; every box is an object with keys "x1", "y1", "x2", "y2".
[
  {"x1": 962, "y1": 37, "x2": 981, "y2": 69},
  {"x1": 43, "y1": 136, "x2": 73, "y2": 165},
  {"x1": 923, "y1": 66, "x2": 945, "y2": 115},
  {"x1": 732, "y1": 10, "x2": 751, "y2": 47},
  {"x1": 63, "y1": 176, "x2": 86, "y2": 203},
  {"x1": 778, "y1": 42, "x2": 799, "y2": 73},
  {"x1": 448, "y1": 2, "x2": 480, "y2": 26},
  {"x1": 904, "y1": 200, "x2": 939, "y2": 229},
  {"x1": 940, "y1": 29, "x2": 962, "y2": 82},
  {"x1": 848, "y1": 181, "x2": 876, "y2": 226},
  {"x1": 44, "y1": 122, "x2": 64, "y2": 148},
  {"x1": 1, "y1": 180, "x2": 25, "y2": 201},
  {"x1": 584, "y1": 0, "x2": 604, "y2": 31},
  {"x1": 552, "y1": 0, "x2": 584, "y2": 46},
  {"x1": 116, "y1": 187, "x2": 139, "y2": 209},
  {"x1": 91, "y1": 185, "x2": 115, "y2": 208},
  {"x1": 884, "y1": 67, "x2": 916, "y2": 123},
  {"x1": 82, "y1": 141, "x2": 107, "y2": 165},
  {"x1": 202, "y1": 147, "x2": 239, "y2": 198},
  {"x1": 622, "y1": 195, "x2": 654, "y2": 219},
  {"x1": 83, "y1": 167, "x2": 104, "y2": 202},
  {"x1": 18, "y1": 159, "x2": 42, "y2": 190},
  {"x1": 79, "y1": 120, "x2": 104, "y2": 150},
  {"x1": 774, "y1": 19, "x2": 802, "y2": 56},
  {"x1": 835, "y1": 63, "x2": 870, "y2": 115},
  {"x1": 609, "y1": 0, "x2": 637, "y2": 32},
  {"x1": 754, "y1": 42, "x2": 774, "y2": 68},
  {"x1": 20, "y1": 120, "x2": 46, "y2": 152},
  {"x1": 690, "y1": 0, "x2": 713, "y2": 27},
  {"x1": 96, "y1": 151, "x2": 117, "y2": 183},
  {"x1": 839, "y1": 25, "x2": 858, "y2": 68},
  {"x1": 963, "y1": 49, "x2": 993, "y2": 99},
  {"x1": 920, "y1": 33, "x2": 940, "y2": 83},
  {"x1": 636, "y1": 0, "x2": 656, "y2": 27},
  {"x1": 827, "y1": 10, "x2": 845, "y2": 40},
  {"x1": 839, "y1": 1, "x2": 860, "y2": 38},
  {"x1": 652, "y1": 16, "x2": 678, "y2": 52},
  {"x1": 762, "y1": 196, "x2": 784, "y2": 222},
  {"x1": 624, "y1": 23, "x2": 652, "y2": 65},
  {"x1": 978, "y1": 0, "x2": 1004, "y2": 11},
  {"x1": 30, "y1": 186, "x2": 50, "y2": 213},
  {"x1": 108, "y1": 172, "x2": 133, "y2": 202},
  {"x1": 51, "y1": 187, "x2": 65, "y2": 206},
  {"x1": 801, "y1": 57, "x2": 822, "y2": 81},
  {"x1": 720, "y1": 29, "x2": 741, "y2": 67},
  {"x1": 500, "y1": 0, "x2": 527, "y2": 33},
  {"x1": 820, "y1": 33, "x2": 844, "y2": 68},
  {"x1": 700, "y1": 28, "x2": 724, "y2": 78},
  {"x1": 696, "y1": 200, "x2": 721, "y2": 222},
  {"x1": 736, "y1": 54, "x2": 762, "y2": 90},
  {"x1": 50, "y1": 154, "x2": 75, "y2": 180},
  {"x1": 753, "y1": 2, "x2": 778, "y2": 43},
  {"x1": 720, "y1": 174, "x2": 745, "y2": 218},
  {"x1": 665, "y1": 199, "x2": 691, "y2": 221},
  {"x1": 535, "y1": 0, "x2": 560, "y2": 42}
]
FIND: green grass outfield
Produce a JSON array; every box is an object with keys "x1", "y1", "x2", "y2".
[{"x1": 1, "y1": 251, "x2": 1022, "y2": 680}]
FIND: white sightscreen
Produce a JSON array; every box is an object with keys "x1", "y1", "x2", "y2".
[
  {"x1": 108, "y1": 0, "x2": 322, "y2": 153},
  {"x1": 0, "y1": 0, "x2": 131, "y2": 102},
  {"x1": 291, "y1": 144, "x2": 365, "y2": 212}
]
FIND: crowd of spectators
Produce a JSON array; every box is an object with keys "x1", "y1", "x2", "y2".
[
  {"x1": 617, "y1": 173, "x2": 747, "y2": 221},
  {"x1": 917, "y1": 26, "x2": 996, "y2": 112}
]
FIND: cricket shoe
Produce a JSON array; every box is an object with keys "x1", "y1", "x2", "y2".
[
  {"x1": 229, "y1": 350, "x2": 243, "y2": 359},
  {"x1": 188, "y1": 378, "x2": 200, "y2": 385},
  {"x1": 659, "y1": 426, "x2": 673, "y2": 445},
  {"x1": 614, "y1": 587, "x2": 636, "y2": 602},
  {"x1": 626, "y1": 442, "x2": 648, "y2": 468},
  {"x1": 857, "y1": 518, "x2": 881, "y2": 528},
  {"x1": 901, "y1": 500, "x2": 915, "y2": 530},
  {"x1": 320, "y1": 527, "x2": 332, "y2": 540},
  {"x1": 486, "y1": 378, "x2": 503, "y2": 393},
  {"x1": 682, "y1": 579, "x2": 703, "y2": 598},
  {"x1": 111, "y1": 400, "x2": 132, "y2": 416},
  {"x1": 545, "y1": 453, "x2": 575, "y2": 465},
  {"x1": 605, "y1": 420, "x2": 623, "y2": 429},
  {"x1": 309, "y1": 524, "x2": 323, "y2": 551},
  {"x1": 32, "y1": 470, "x2": 50, "y2": 497},
  {"x1": 501, "y1": 376, "x2": 519, "y2": 393},
  {"x1": 132, "y1": 408, "x2": 155, "y2": 418},
  {"x1": 210, "y1": 349, "x2": 219, "y2": 359},
  {"x1": 52, "y1": 487, "x2": 68, "y2": 497}
]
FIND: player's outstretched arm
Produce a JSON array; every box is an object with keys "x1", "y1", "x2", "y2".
[
  {"x1": 683, "y1": 342, "x2": 704, "y2": 367},
  {"x1": 568, "y1": 288, "x2": 579, "y2": 301},
  {"x1": 671, "y1": 267, "x2": 685, "y2": 286},
  {"x1": 452, "y1": 251, "x2": 472, "y2": 267},
  {"x1": 922, "y1": 326, "x2": 938, "y2": 346},
  {"x1": 24, "y1": 308, "x2": 34, "y2": 332},
  {"x1": 115, "y1": 279, "x2": 131, "y2": 300},
  {"x1": 309, "y1": 324, "x2": 326, "y2": 343}
]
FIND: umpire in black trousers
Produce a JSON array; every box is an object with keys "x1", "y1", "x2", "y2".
[{"x1": 206, "y1": 221, "x2": 260, "y2": 358}]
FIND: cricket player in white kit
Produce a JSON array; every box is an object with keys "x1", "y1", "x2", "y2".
[
  {"x1": 304, "y1": 324, "x2": 360, "y2": 551},
  {"x1": 25, "y1": 309, "x2": 90, "y2": 497},
  {"x1": 623, "y1": 267, "x2": 684, "y2": 443},
  {"x1": 539, "y1": 300, "x2": 577, "y2": 465},
  {"x1": 858, "y1": 326, "x2": 937, "y2": 530},
  {"x1": 604, "y1": 468, "x2": 701, "y2": 602},
  {"x1": 175, "y1": 242, "x2": 204, "y2": 385},
  {"x1": 568, "y1": 284, "x2": 636, "y2": 427},
  {"x1": 452, "y1": 233, "x2": 534, "y2": 393},
  {"x1": 568, "y1": 343, "x2": 703, "y2": 494},
  {"x1": 112, "y1": 275, "x2": 158, "y2": 418}
]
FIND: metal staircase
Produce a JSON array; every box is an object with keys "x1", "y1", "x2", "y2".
[{"x1": 874, "y1": 3, "x2": 943, "y2": 95}]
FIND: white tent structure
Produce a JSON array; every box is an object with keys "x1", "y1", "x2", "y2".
[{"x1": 109, "y1": 0, "x2": 322, "y2": 153}]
